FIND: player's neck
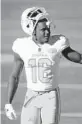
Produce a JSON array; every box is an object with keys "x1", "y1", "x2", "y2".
[{"x1": 32, "y1": 36, "x2": 43, "y2": 46}]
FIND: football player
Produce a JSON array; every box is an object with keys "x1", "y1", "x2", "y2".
[{"x1": 5, "y1": 7, "x2": 82, "y2": 124}]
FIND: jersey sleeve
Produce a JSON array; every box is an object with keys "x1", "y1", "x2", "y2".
[
  {"x1": 55, "y1": 35, "x2": 70, "y2": 52},
  {"x1": 12, "y1": 38, "x2": 22, "y2": 57}
]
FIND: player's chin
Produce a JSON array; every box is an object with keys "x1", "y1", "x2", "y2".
[
  {"x1": 44, "y1": 37, "x2": 49, "y2": 43},
  {"x1": 45, "y1": 38, "x2": 49, "y2": 43},
  {"x1": 41, "y1": 37, "x2": 49, "y2": 44}
]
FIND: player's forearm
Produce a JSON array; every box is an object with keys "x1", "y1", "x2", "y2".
[
  {"x1": 67, "y1": 52, "x2": 82, "y2": 64},
  {"x1": 62, "y1": 47, "x2": 82, "y2": 64},
  {"x1": 7, "y1": 76, "x2": 19, "y2": 104},
  {"x1": 80, "y1": 54, "x2": 82, "y2": 64}
]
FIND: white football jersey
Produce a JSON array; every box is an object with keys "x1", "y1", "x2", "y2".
[{"x1": 12, "y1": 35, "x2": 69, "y2": 91}]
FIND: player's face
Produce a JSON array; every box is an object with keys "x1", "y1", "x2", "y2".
[{"x1": 35, "y1": 21, "x2": 50, "y2": 44}]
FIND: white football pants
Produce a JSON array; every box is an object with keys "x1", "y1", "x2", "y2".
[{"x1": 21, "y1": 87, "x2": 61, "y2": 124}]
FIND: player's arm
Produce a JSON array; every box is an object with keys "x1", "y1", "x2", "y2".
[
  {"x1": 7, "y1": 52, "x2": 24, "y2": 104},
  {"x1": 5, "y1": 52, "x2": 24, "y2": 120},
  {"x1": 62, "y1": 47, "x2": 82, "y2": 64}
]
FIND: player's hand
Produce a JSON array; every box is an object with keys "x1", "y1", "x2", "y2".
[{"x1": 4, "y1": 104, "x2": 17, "y2": 120}]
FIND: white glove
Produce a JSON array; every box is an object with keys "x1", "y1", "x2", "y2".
[{"x1": 5, "y1": 104, "x2": 17, "y2": 120}]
